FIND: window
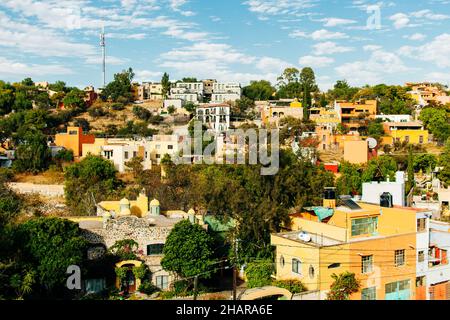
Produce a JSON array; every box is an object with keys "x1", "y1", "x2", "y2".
[
  {"x1": 168, "y1": 145, "x2": 173, "y2": 150},
  {"x1": 280, "y1": 256, "x2": 285, "y2": 268},
  {"x1": 147, "y1": 244, "x2": 164, "y2": 255},
  {"x1": 418, "y1": 251, "x2": 425, "y2": 263},
  {"x1": 328, "y1": 263, "x2": 341, "y2": 269},
  {"x1": 309, "y1": 265, "x2": 315, "y2": 279},
  {"x1": 156, "y1": 145, "x2": 161, "y2": 150},
  {"x1": 395, "y1": 250, "x2": 405, "y2": 267},
  {"x1": 361, "y1": 255, "x2": 373, "y2": 274},
  {"x1": 417, "y1": 218, "x2": 426, "y2": 232},
  {"x1": 361, "y1": 287, "x2": 376, "y2": 300},
  {"x1": 351, "y1": 217, "x2": 378, "y2": 236},
  {"x1": 133, "y1": 151, "x2": 137, "y2": 158},
  {"x1": 145, "y1": 152, "x2": 148, "y2": 159},
  {"x1": 292, "y1": 259, "x2": 301, "y2": 274},
  {"x1": 416, "y1": 276, "x2": 425, "y2": 288},
  {"x1": 156, "y1": 154, "x2": 161, "y2": 159},
  {"x1": 404, "y1": 136, "x2": 410, "y2": 143},
  {"x1": 156, "y1": 275, "x2": 169, "y2": 290},
  {"x1": 419, "y1": 136, "x2": 424, "y2": 144}
]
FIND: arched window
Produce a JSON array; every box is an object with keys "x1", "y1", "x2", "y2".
[
  {"x1": 292, "y1": 259, "x2": 301, "y2": 274},
  {"x1": 309, "y1": 265, "x2": 315, "y2": 278},
  {"x1": 280, "y1": 256, "x2": 285, "y2": 268}
]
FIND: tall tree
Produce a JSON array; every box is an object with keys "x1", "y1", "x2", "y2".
[
  {"x1": 13, "y1": 128, "x2": 51, "y2": 173},
  {"x1": 299, "y1": 67, "x2": 317, "y2": 121},
  {"x1": 161, "y1": 72, "x2": 170, "y2": 99},
  {"x1": 242, "y1": 80, "x2": 276, "y2": 101}
]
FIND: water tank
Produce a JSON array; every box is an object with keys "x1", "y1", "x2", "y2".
[
  {"x1": 298, "y1": 232, "x2": 312, "y2": 242},
  {"x1": 380, "y1": 192, "x2": 393, "y2": 208},
  {"x1": 323, "y1": 188, "x2": 336, "y2": 200}
]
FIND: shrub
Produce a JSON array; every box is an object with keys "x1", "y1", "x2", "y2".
[
  {"x1": 245, "y1": 259, "x2": 274, "y2": 288},
  {"x1": 88, "y1": 106, "x2": 107, "y2": 118},
  {"x1": 138, "y1": 281, "x2": 159, "y2": 295},
  {"x1": 111, "y1": 103, "x2": 125, "y2": 111},
  {"x1": 272, "y1": 279, "x2": 307, "y2": 294}
]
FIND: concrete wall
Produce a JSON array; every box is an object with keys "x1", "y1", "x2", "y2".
[
  {"x1": 7, "y1": 182, "x2": 64, "y2": 197},
  {"x1": 362, "y1": 181, "x2": 406, "y2": 207},
  {"x1": 344, "y1": 140, "x2": 368, "y2": 164}
]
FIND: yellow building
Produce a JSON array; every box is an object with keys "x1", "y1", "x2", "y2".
[
  {"x1": 272, "y1": 200, "x2": 424, "y2": 300},
  {"x1": 261, "y1": 99, "x2": 304, "y2": 126},
  {"x1": 406, "y1": 82, "x2": 450, "y2": 106},
  {"x1": 97, "y1": 191, "x2": 152, "y2": 218},
  {"x1": 343, "y1": 140, "x2": 368, "y2": 164},
  {"x1": 383, "y1": 121, "x2": 429, "y2": 145}
]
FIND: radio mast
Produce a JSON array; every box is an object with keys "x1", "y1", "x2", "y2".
[{"x1": 100, "y1": 26, "x2": 106, "y2": 88}]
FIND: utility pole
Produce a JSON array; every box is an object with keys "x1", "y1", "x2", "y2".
[
  {"x1": 100, "y1": 26, "x2": 106, "y2": 88},
  {"x1": 193, "y1": 276, "x2": 198, "y2": 301}
]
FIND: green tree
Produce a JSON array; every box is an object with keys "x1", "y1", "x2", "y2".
[
  {"x1": 438, "y1": 138, "x2": 450, "y2": 187},
  {"x1": 13, "y1": 129, "x2": 51, "y2": 173},
  {"x1": 299, "y1": 67, "x2": 317, "y2": 120},
  {"x1": 327, "y1": 80, "x2": 359, "y2": 101},
  {"x1": 167, "y1": 105, "x2": 176, "y2": 115},
  {"x1": 125, "y1": 156, "x2": 144, "y2": 179},
  {"x1": 406, "y1": 146, "x2": 415, "y2": 193},
  {"x1": 367, "y1": 119, "x2": 385, "y2": 140},
  {"x1": 413, "y1": 154, "x2": 437, "y2": 173},
  {"x1": 336, "y1": 162, "x2": 362, "y2": 195},
  {"x1": 245, "y1": 259, "x2": 274, "y2": 288},
  {"x1": 101, "y1": 68, "x2": 135, "y2": 103},
  {"x1": 327, "y1": 272, "x2": 360, "y2": 300},
  {"x1": 161, "y1": 220, "x2": 215, "y2": 280},
  {"x1": 361, "y1": 155, "x2": 397, "y2": 183},
  {"x1": 64, "y1": 155, "x2": 123, "y2": 215},
  {"x1": 63, "y1": 88, "x2": 86, "y2": 110},
  {"x1": 419, "y1": 106, "x2": 450, "y2": 143},
  {"x1": 15, "y1": 217, "x2": 88, "y2": 294},
  {"x1": 242, "y1": 80, "x2": 276, "y2": 101},
  {"x1": 161, "y1": 72, "x2": 170, "y2": 99},
  {"x1": 0, "y1": 81, "x2": 15, "y2": 115}
]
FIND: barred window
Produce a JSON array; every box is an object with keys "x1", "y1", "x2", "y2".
[
  {"x1": 395, "y1": 250, "x2": 405, "y2": 267},
  {"x1": 361, "y1": 255, "x2": 373, "y2": 274},
  {"x1": 361, "y1": 287, "x2": 376, "y2": 300}
]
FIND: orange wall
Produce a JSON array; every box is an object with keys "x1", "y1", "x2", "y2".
[
  {"x1": 348, "y1": 233, "x2": 417, "y2": 300},
  {"x1": 55, "y1": 127, "x2": 95, "y2": 157}
]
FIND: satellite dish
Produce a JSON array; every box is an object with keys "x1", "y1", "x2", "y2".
[{"x1": 367, "y1": 137, "x2": 378, "y2": 149}]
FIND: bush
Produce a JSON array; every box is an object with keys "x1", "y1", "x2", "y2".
[
  {"x1": 111, "y1": 103, "x2": 125, "y2": 111},
  {"x1": 138, "y1": 281, "x2": 159, "y2": 295},
  {"x1": 272, "y1": 279, "x2": 307, "y2": 294},
  {"x1": 245, "y1": 259, "x2": 274, "y2": 288},
  {"x1": 133, "y1": 106, "x2": 152, "y2": 121},
  {"x1": 88, "y1": 106, "x2": 107, "y2": 118},
  {"x1": 0, "y1": 168, "x2": 14, "y2": 182}
]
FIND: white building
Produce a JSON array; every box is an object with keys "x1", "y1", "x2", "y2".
[
  {"x1": 99, "y1": 140, "x2": 151, "y2": 173},
  {"x1": 211, "y1": 82, "x2": 241, "y2": 103},
  {"x1": 196, "y1": 103, "x2": 231, "y2": 132},
  {"x1": 146, "y1": 135, "x2": 186, "y2": 165},
  {"x1": 362, "y1": 171, "x2": 406, "y2": 207},
  {"x1": 169, "y1": 82, "x2": 204, "y2": 103},
  {"x1": 375, "y1": 115, "x2": 413, "y2": 123}
]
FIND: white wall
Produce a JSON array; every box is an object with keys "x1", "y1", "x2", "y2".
[{"x1": 362, "y1": 182, "x2": 406, "y2": 207}]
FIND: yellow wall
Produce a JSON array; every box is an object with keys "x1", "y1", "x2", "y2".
[
  {"x1": 291, "y1": 217, "x2": 347, "y2": 242},
  {"x1": 82, "y1": 138, "x2": 107, "y2": 158},
  {"x1": 98, "y1": 193, "x2": 149, "y2": 218},
  {"x1": 389, "y1": 130, "x2": 429, "y2": 145}
]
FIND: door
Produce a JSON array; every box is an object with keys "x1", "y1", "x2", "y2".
[{"x1": 385, "y1": 280, "x2": 411, "y2": 300}]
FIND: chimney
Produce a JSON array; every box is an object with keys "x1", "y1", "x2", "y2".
[{"x1": 323, "y1": 187, "x2": 336, "y2": 209}]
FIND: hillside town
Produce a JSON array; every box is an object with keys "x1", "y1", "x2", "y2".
[
  {"x1": 2, "y1": 0, "x2": 450, "y2": 308},
  {"x1": 1, "y1": 67, "x2": 450, "y2": 301}
]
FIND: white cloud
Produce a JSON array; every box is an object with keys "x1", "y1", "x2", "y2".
[
  {"x1": 389, "y1": 13, "x2": 410, "y2": 29},
  {"x1": 424, "y1": 72, "x2": 450, "y2": 85},
  {"x1": 243, "y1": 0, "x2": 317, "y2": 17},
  {"x1": 320, "y1": 17, "x2": 357, "y2": 27},
  {"x1": 313, "y1": 42, "x2": 354, "y2": 55},
  {"x1": 256, "y1": 57, "x2": 291, "y2": 73},
  {"x1": 0, "y1": 56, "x2": 72, "y2": 77},
  {"x1": 298, "y1": 55, "x2": 334, "y2": 67},
  {"x1": 134, "y1": 70, "x2": 164, "y2": 82},
  {"x1": 290, "y1": 29, "x2": 349, "y2": 40},
  {"x1": 403, "y1": 33, "x2": 426, "y2": 41},
  {"x1": 169, "y1": 0, "x2": 195, "y2": 16},
  {"x1": 363, "y1": 45, "x2": 382, "y2": 51},
  {"x1": 335, "y1": 50, "x2": 411, "y2": 85},
  {"x1": 389, "y1": 9, "x2": 449, "y2": 29},
  {"x1": 398, "y1": 33, "x2": 450, "y2": 68}
]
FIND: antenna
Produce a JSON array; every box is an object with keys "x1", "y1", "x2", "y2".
[{"x1": 100, "y1": 26, "x2": 106, "y2": 88}]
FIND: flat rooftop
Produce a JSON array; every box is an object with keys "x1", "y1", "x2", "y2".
[{"x1": 274, "y1": 230, "x2": 343, "y2": 247}]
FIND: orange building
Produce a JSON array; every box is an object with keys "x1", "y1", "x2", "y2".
[
  {"x1": 272, "y1": 197, "x2": 428, "y2": 300},
  {"x1": 54, "y1": 126, "x2": 95, "y2": 159},
  {"x1": 334, "y1": 99, "x2": 377, "y2": 131}
]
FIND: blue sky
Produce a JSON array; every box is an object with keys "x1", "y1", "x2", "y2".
[{"x1": 0, "y1": 0, "x2": 449, "y2": 90}]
